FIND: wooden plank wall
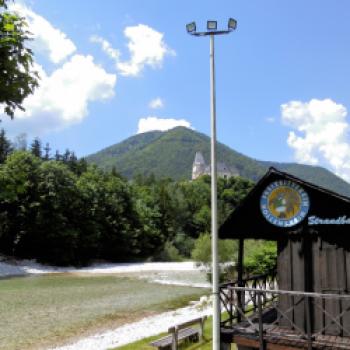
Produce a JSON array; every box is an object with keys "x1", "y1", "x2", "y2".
[
  {"x1": 277, "y1": 237, "x2": 350, "y2": 336},
  {"x1": 277, "y1": 238, "x2": 305, "y2": 330},
  {"x1": 321, "y1": 242, "x2": 342, "y2": 335},
  {"x1": 317, "y1": 241, "x2": 350, "y2": 336},
  {"x1": 344, "y1": 249, "x2": 350, "y2": 335},
  {"x1": 292, "y1": 238, "x2": 306, "y2": 331},
  {"x1": 312, "y1": 237, "x2": 323, "y2": 332},
  {"x1": 277, "y1": 239, "x2": 293, "y2": 328}
]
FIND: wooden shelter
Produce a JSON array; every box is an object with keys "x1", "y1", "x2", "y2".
[{"x1": 219, "y1": 167, "x2": 350, "y2": 350}]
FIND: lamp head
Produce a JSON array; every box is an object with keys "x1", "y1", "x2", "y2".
[
  {"x1": 207, "y1": 20, "x2": 217, "y2": 31},
  {"x1": 228, "y1": 18, "x2": 237, "y2": 31},
  {"x1": 186, "y1": 22, "x2": 196, "y2": 34}
]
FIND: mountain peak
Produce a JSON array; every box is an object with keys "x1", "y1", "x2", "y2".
[{"x1": 86, "y1": 128, "x2": 350, "y2": 196}]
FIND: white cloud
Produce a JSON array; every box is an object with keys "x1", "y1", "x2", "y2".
[
  {"x1": 266, "y1": 117, "x2": 275, "y2": 123},
  {"x1": 91, "y1": 25, "x2": 175, "y2": 77},
  {"x1": 281, "y1": 98, "x2": 350, "y2": 181},
  {"x1": 117, "y1": 24, "x2": 175, "y2": 76},
  {"x1": 1, "y1": 4, "x2": 116, "y2": 135},
  {"x1": 149, "y1": 97, "x2": 164, "y2": 109},
  {"x1": 3, "y1": 6, "x2": 174, "y2": 136},
  {"x1": 90, "y1": 35, "x2": 120, "y2": 64},
  {"x1": 137, "y1": 117, "x2": 192, "y2": 134},
  {"x1": 2, "y1": 55, "x2": 116, "y2": 135},
  {"x1": 10, "y1": 3, "x2": 76, "y2": 64}
]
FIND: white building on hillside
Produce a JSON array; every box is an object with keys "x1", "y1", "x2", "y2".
[{"x1": 192, "y1": 151, "x2": 239, "y2": 180}]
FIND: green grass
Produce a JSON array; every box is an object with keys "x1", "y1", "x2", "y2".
[
  {"x1": 114, "y1": 315, "x2": 237, "y2": 350},
  {"x1": 0, "y1": 274, "x2": 207, "y2": 350}
]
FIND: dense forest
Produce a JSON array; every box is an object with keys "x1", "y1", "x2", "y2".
[{"x1": 0, "y1": 130, "x2": 265, "y2": 269}]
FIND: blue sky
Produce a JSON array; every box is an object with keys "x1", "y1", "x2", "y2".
[{"x1": 3, "y1": 0, "x2": 350, "y2": 181}]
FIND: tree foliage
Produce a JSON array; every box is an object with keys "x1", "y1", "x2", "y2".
[
  {"x1": 0, "y1": 130, "x2": 259, "y2": 267},
  {"x1": 0, "y1": 0, "x2": 39, "y2": 118},
  {"x1": 30, "y1": 137, "x2": 41, "y2": 158},
  {"x1": 0, "y1": 128, "x2": 12, "y2": 163},
  {"x1": 191, "y1": 232, "x2": 237, "y2": 265},
  {"x1": 244, "y1": 240, "x2": 277, "y2": 275}
]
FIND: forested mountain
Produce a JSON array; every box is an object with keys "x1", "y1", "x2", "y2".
[{"x1": 86, "y1": 127, "x2": 350, "y2": 196}]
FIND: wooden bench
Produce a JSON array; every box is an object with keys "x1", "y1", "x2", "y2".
[{"x1": 149, "y1": 316, "x2": 207, "y2": 350}]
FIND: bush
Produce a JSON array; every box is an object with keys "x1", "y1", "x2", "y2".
[
  {"x1": 191, "y1": 233, "x2": 211, "y2": 265},
  {"x1": 244, "y1": 240, "x2": 277, "y2": 275},
  {"x1": 191, "y1": 233, "x2": 237, "y2": 265},
  {"x1": 191, "y1": 233, "x2": 237, "y2": 282},
  {"x1": 191, "y1": 236, "x2": 277, "y2": 281},
  {"x1": 157, "y1": 241, "x2": 183, "y2": 262},
  {"x1": 173, "y1": 233, "x2": 194, "y2": 258}
]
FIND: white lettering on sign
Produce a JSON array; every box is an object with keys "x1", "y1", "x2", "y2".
[{"x1": 308, "y1": 215, "x2": 350, "y2": 225}]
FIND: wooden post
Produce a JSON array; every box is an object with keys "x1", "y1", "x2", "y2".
[
  {"x1": 306, "y1": 296, "x2": 313, "y2": 350},
  {"x1": 171, "y1": 326, "x2": 178, "y2": 350},
  {"x1": 238, "y1": 238, "x2": 244, "y2": 284},
  {"x1": 230, "y1": 287, "x2": 233, "y2": 326},
  {"x1": 199, "y1": 317, "x2": 205, "y2": 340},
  {"x1": 258, "y1": 291, "x2": 265, "y2": 350},
  {"x1": 237, "y1": 238, "x2": 244, "y2": 322}
]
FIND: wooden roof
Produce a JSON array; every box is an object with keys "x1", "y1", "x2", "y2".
[{"x1": 219, "y1": 167, "x2": 350, "y2": 242}]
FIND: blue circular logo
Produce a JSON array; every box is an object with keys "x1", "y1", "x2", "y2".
[{"x1": 260, "y1": 180, "x2": 310, "y2": 227}]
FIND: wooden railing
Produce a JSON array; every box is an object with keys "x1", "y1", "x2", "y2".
[
  {"x1": 220, "y1": 281, "x2": 350, "y2": 350},
  {"x1": 220, "y1": 269, "x2": 277, "y2": 327}
]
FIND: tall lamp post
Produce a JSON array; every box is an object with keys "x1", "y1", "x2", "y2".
[{"x1": 186, "y1": 19, "x2": 237, "y2": 350}]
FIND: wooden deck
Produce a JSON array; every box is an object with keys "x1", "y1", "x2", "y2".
[{"x1": 221, "y1": 325, "x2": 350, "y2": 350}]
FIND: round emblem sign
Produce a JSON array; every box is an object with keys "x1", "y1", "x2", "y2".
[{"x1": 260, "y1": 180, "x2": 310, "y2": 227}]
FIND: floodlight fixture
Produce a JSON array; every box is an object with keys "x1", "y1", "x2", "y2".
[
  {"x1": 228, "y1": 18, "x2": 237, "y2": 31},
  {"x1": 207, "y1": 20, "x2": 217, "y2": 31},
  {"x1": 186, "y1": 18, "x2": 237, "y2": 36},
  {"x1": 186, "y1": 22, "x2": 196, "y2": 33}
]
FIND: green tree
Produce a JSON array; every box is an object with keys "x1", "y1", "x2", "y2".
[
  {"x1": 54, "y1": 150, "x2": 61, "y2": 161},
  {"x1": 43, "y1": 142, "x2": 51, "y2": 160},
  {"x1": 36, "y1": 161, "x2": 82, "y2": 265},
  {"x1": 132, "y1": 182, "x2": 169, "y2": 259},
  {"x1": 179, "y1": 177, "x2": 211, "y2": 238},
  {"x1": 218, "y1": 176, "x2": 254, "y2": 225},
  {"x1": 152, "y1": 179, "x2": 180, "y2": 241},
  {"x1": 30, "y1": 137, "x2": 42, "y2": 158},
  {"x1": 0, "y1": 0, "x2": 39, "y2": 118},
  {"x1": 0, "y1": 128, "x2": 12, "y2": 163},
  {"x1": 76, "y1": 158, "x2": 88, "y2": 175},
  {"x1": 67, "y1": 151, "x2": 78, "y2": 173},
  {"x1": 62, "y1": 149, "x2": 71, "y2": 163},
  {"x1": 77, "y1": 167, "x2": 140, "y2": 261},
  {"x1": 0, "y1": 151, "x2": 41, "y2": 256}
]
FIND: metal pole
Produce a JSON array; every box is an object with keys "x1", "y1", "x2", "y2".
[{"x1": 210, "y1": 33, "x2": 220, "y2": 350}]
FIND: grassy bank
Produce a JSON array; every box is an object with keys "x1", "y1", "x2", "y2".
[
  {"x1": 0, "y1": 274, "x2": 206, "y2": 350},
  {"x1": 114, "y1": 318, "x2": 213, "y2": 350},
  {"x1": 114, "y1": 316, "x2": 237, "y2": 350}
]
